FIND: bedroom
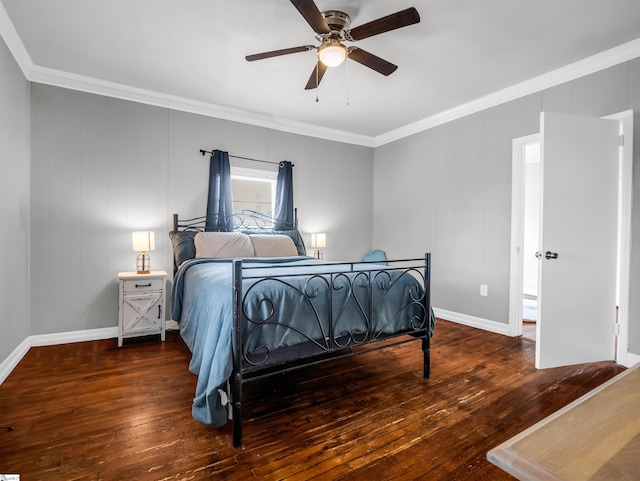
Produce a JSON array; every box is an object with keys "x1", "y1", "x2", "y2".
[{"x1": 1, "y1": 0, "x2": 640, "y2": 478}]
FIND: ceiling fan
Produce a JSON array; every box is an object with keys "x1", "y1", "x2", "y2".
[{"x1": 245, "y1": 0, "x2": 420, "y2": 90}]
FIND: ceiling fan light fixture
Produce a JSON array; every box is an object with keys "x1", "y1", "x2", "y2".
[
  {"x1": 318, "y1": 41, "x2": 347, "y2": 67},
  {"x1": 245, "y1": 2, "x2": 420, "y2": 89}
]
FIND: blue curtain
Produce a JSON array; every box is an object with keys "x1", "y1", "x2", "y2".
[
  {"x1": 274, "y1": 161, "x2": 294, "y2": 230},
  {"x1": 205, "y1": 150, "x2": 234, "y2": 232}
]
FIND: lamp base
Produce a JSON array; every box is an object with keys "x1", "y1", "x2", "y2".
[
  {"x1": 314, "y1": 249, "x2": 323, "y2": 260},
  {"x1": 136, "y1": 252, "x2": 151, "y2": 274}
]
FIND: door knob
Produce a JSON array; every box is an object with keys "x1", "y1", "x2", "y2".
[{"x1": 535, "y1": 251, "x2": 559, "y2": 259}]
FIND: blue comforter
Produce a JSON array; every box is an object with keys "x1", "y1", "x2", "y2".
[{"x1": 172, "y1": 257, "x2": 429, "y2": 427}]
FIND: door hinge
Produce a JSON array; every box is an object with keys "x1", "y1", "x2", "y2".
[{"x1": 619, "y1": 134, "x2": 624, "y2": 147}]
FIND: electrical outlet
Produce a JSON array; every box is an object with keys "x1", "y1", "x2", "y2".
[{"x1": 480, "y1": 284, "x2": 488, "y2": 296}]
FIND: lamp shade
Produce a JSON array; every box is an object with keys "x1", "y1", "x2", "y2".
[
  {"x1": 132, "y1": 231, "x2": 155, "y2": 252},
  {"x1": 311, "y1": 233, "x2": 326, "y2": 248},
  {"x1": 318, "y1": 42, "x2": 347, "y2": 68}
]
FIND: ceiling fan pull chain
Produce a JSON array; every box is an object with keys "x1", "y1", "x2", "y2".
[
  {"x1": 315, "y1": 61, "x2": 320, "y2": 102},
  {"x1": 346, "y1": 53, "x2": 350, "y2": 106}
]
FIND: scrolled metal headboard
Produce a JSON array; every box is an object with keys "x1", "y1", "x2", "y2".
[{"x1": 172, "y1": 209, "x2": 298, "y2": 233}]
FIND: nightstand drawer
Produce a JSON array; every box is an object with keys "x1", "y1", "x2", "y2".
[{"x1": 122, "y1": 278, "x2": 164, "y2": 292}]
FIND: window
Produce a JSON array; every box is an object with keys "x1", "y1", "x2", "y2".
[{"x1": 231, "y1": 167, "x2": 277, "y2": 217}]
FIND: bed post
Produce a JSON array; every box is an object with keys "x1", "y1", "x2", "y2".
[
  {"x1": 231, "y1": 259, "x2": 244, "y2": 447},
  {"x1": 423, "y1": 253, "x2": 431, "y2": 380}
]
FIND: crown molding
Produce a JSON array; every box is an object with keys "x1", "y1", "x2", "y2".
[
  {"x1": 28, "y1": 65, "x2": 376, "y2": 147},
  {"x1": 374, "y1": 37, "x2": 640, "y2": 147},
  {"x1": 1, "y1": 1, "x2": 638, "y2": 149},
  {"x1": 0, "y1": 0, "x2": 374, "y2": 147},
  {"x1": 0, "y1": 0, "x2": 33, "y2": 77}
]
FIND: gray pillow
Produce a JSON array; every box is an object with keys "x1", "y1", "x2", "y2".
[{"x1": 169, "y1": 230, "x2": 197, "y2": 267}]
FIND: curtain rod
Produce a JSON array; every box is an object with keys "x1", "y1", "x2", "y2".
[{"x1": 199, "y1": 149, "x2": 293, "y2": 167}]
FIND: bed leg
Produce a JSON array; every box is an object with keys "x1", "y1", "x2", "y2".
[
  {"x1": 231, "y1": 259, "x2": 244, "y2": 448},
  {"x1": 231, "y1": 372, "x2": 243, "y2": 448},
  {"x1": 422, "y1": 253, "x2": 432, "y2": 380},
  {"x1": 422, "y1": 337, "x2": 431, "y2": 380}
]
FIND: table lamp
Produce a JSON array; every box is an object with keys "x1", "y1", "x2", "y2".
[
  {"x1": 132, "y1": 231, "x2": 155, "y2": 274},
  {"x1": 311, "y1": 233, "x2": 326, "y2": 260}
]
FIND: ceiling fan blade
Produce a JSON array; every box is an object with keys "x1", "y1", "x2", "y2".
[
  {"x1": 246, "y1": 45, "x2": 315, "y2": 62},
  {"x1": 347, "y1": 7, "x2": 420, "y2": 41},
  {"x1": 290, "y1": 0, "x2": 331, "y2": 34},
  {"x1": 305, "y1": 62, "x2": 328, "y2": 90},
  {"x1": 348, "y1": 48, "x2": 397, "y2": 76}
]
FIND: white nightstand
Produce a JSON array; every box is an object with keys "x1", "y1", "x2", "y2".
[{"x1": 117, "y1": 271, "x2": 167, "y2": 347}]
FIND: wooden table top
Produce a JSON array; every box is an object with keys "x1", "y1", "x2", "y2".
[{"x1": 487, "y1": 363, "x2": 640, "y2": 480}]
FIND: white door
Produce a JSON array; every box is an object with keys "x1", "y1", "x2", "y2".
[{"x1": 535, "y1": 111, "x2": 619, "y2": 369}]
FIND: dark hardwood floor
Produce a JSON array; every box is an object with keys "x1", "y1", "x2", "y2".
[{"x1": 0, "y1": 320, "x2": 624, "y2": 480}]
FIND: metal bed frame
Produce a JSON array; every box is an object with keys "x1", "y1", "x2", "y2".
[
  {"x1": 172, "y1": 211, "x2": 433, "y2": 447},
  {"x1": 172, "y1": 209, "x2": 299, "y2": 234}
]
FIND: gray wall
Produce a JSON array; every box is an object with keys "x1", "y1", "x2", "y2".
[
  {"x1": 30, "y1": 84, "x2": 373, "y2": 336},
  {"x1": 0, "y1": 37, "x2": 29, "y2": 363},
  {"x1": 3, "y1": 36, "x2": 640, "y2": 363},
  {"x1": 373, "y1": 59, "x2": 640, "y2": 353}
]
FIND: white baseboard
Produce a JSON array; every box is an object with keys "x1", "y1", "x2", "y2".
[
  {"x1": 620, "y1": 351, "x2": 640, "y2": 369},
  {"x1": 0, "y1": 326, "x2": 118, "y2": 385},
  {"x1": 0, "y1": 337, "x2": 31, "y2": 385},
  {"x1": 166, "y1": 319, "x2": 179, "y2": 331},
  {"x1": 433, "y1": 307, "x2": 512, "y2": 336},
  {"x1": 434, "y1": 307, "x2": 640, "y2": 369},
  {"x1": 2, "y1": 314, "x2": 639, "y2": 385},
  {"x1": 29, "y1": 326, "x2": 118, "y2": 347},
  {"x1": 0, "y1": 322, "x2": 183, "y2": 385}
]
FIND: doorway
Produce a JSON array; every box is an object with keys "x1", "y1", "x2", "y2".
[
  {"x1": 508, "y1": 132, "x2": 540, "y2": 340},
  {"x1": 522, "y1": 141, "x2": 540, "y2": 342},
  {"x1": 508, "y1": 110, "x2": 634, "y2": 366}
]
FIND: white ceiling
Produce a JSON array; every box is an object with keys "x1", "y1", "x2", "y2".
[{"x1": 3, "y1": 0, "x2": 640, "y2": 145}]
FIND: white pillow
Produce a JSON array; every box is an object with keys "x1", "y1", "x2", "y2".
[
  {"x1": 250, "y1": 234, "x2": 298, "y2": 257},
  {"x1": 194, "y1": 231, "x2": 255, "y2": 258}
]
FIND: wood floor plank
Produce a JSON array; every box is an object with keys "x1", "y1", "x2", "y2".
[{"x1": 0, "y1": 320, "x2": 624, "y2": 480}]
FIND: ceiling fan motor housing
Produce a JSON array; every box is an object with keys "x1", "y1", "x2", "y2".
[{"x1": 321, "y1": 10, "x2": 351, "y2": 35}]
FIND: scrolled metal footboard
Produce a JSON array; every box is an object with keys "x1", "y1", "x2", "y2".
[{"x1": 229, "y1": 254, "x2": 433, "y2": 447}]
